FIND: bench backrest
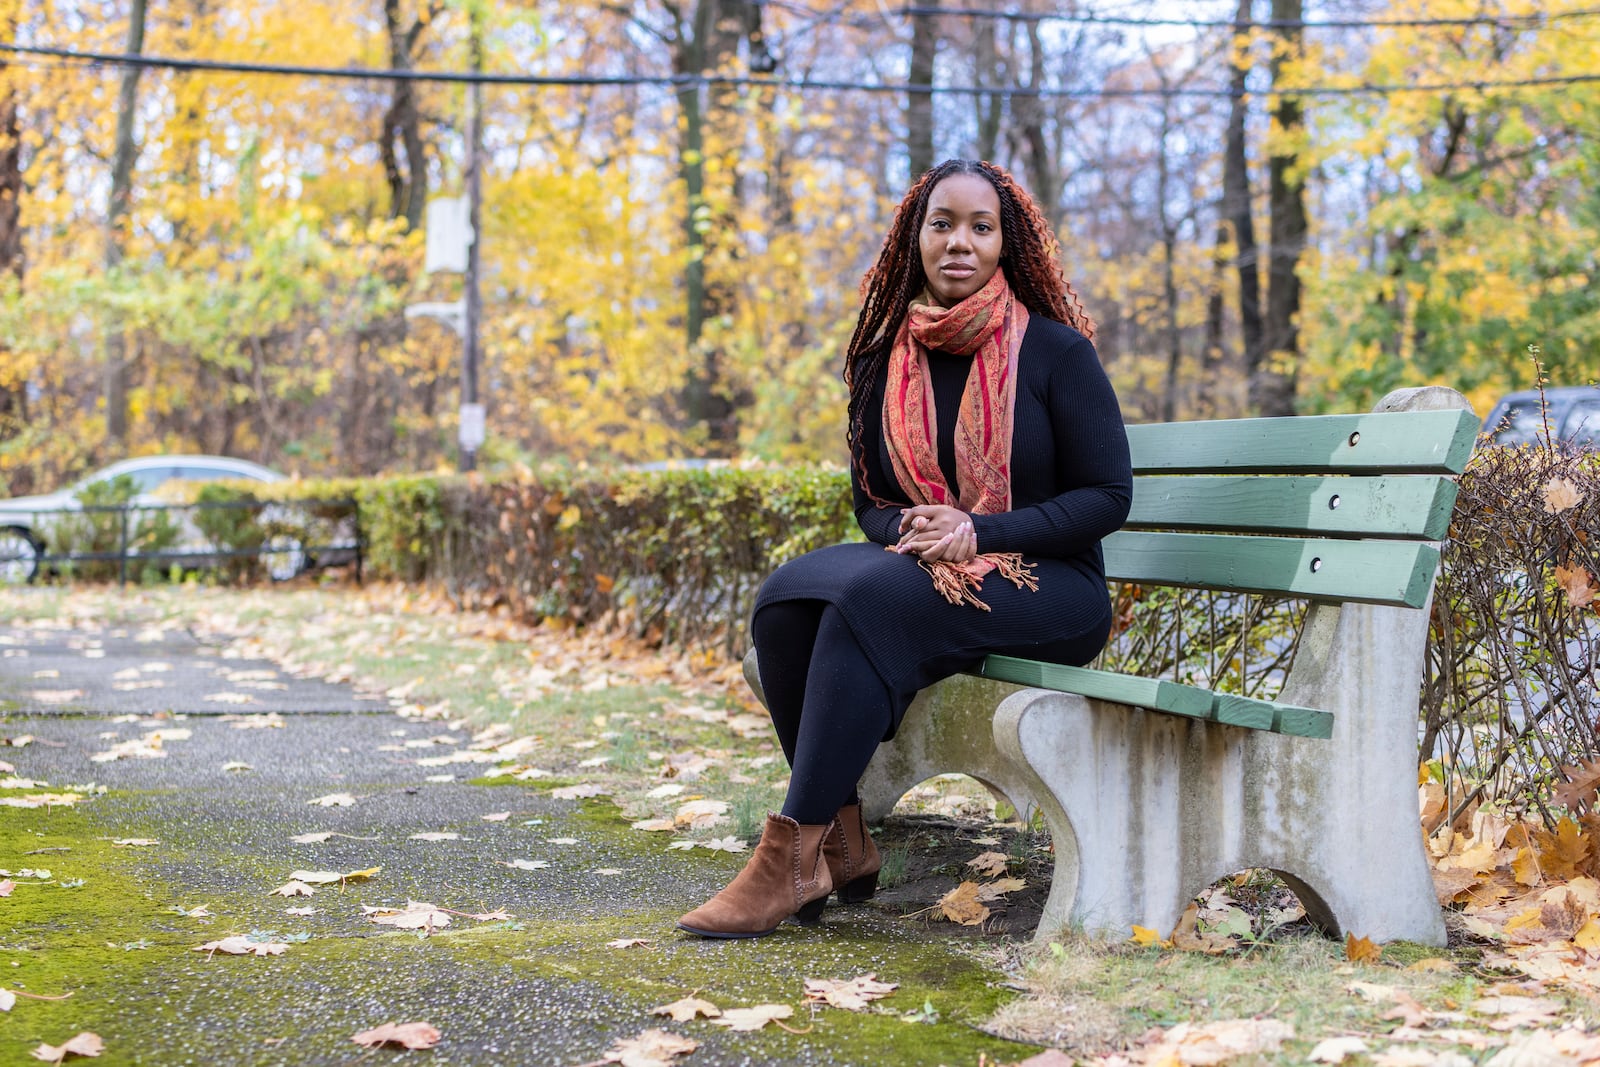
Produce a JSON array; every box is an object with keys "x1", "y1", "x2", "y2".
[{"x1": 1104, "y1": 408, "x2": 1480, "y2": 607}]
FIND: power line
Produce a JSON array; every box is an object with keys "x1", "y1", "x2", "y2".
[
  {"x1": 6, "y1": 41, "x2": 1600, "y2": 99},
  {"x1": 893, "y1": 4, "x2": 1600, "y2": 30}
]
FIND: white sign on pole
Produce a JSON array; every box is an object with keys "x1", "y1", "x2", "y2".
[
  {"x1": 425, "y1": 197, "x2": 472, "y2": 274},
  {"x1": 458, "y1": 403, "x2": 486, "y2": 451}
]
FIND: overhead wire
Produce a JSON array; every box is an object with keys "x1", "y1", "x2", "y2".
[
  {"x1": 892, "y1": 4, "x2": 1600, "y2": 29},
  {"x1": 4, "y1": 42, "x2": 1599, "y2": 99}
]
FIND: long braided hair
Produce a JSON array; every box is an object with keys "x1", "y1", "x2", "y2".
[{"x1": 844, "y1": 158, "x2": 1093, "y2": 493}]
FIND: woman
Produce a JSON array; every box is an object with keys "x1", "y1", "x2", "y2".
[{"x1": 678, "y1": 159, "x2": 1132, "y2": 939}]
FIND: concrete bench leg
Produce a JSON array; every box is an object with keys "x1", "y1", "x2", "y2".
[
  {"x1": 992, "y1": 595, "x2": 1446, "y2": 945},
  {"x1": 742, "y1": 652, "x2": 1040, "y2": 825}
]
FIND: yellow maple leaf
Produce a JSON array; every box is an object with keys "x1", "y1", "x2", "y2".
[
  {"x1": 1130, "y1": 925, "x2": 1167, "y2": 947},
  {"x1": 1574, "y1": 917, "x2": 1600, "y2": 951},
  {"x1": 1512, "y1": 847, "x2": 1543, "y2": 887},
  {"x1": 1533, "y1": 817, "x2": 1591, "y2": 881},
  {"x1": 1505, "y1": 905, "x2": 1546, "y2": 939},
  {"x1": 1345, "y1": 932, "x2": 1382, "y2": 964},
  {"x1": 937, "y1": 881, "x2": 990, "y2": 926}
]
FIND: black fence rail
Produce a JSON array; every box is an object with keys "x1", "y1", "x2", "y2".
[{"x1": 0, "y1": 497, "x2": 363, "y2": 586}]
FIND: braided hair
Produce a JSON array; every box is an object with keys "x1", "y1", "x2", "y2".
[{"x1": 844, "y1": 159, "x2": 1093, "y2": 489}]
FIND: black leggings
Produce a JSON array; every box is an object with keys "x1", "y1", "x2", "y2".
[{"x1": 750, "y1": 599, "x2": 895, "y2": 825}]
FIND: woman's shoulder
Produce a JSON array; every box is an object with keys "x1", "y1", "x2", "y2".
[{"x1": 1021, "y1": 314, "x2": 1093, "y2": 355}]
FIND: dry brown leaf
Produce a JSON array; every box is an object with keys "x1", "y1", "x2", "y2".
[
  {"x1": 1308, "y1": 1036, "x2": 1370, "y2": 1064},
  {"x1": 937, "y1": 881, "x2": 990, "y2": 926},
  {"x1": 350, "y1": 1022, "x2": 441, "y2": 1050},
  {"x1": 650, "y1": 997, "x2": 721, "y2": 1022},
  {"x1": 193, "y1": 936, "x2": 288, "y2": 957},
  {"x1": 368, "y1": 902, "x2": 451, "y2": 930},
  {"x1": 606, "y1": 938, "x2": 651, "y2": 949},
  {"x1": 1346, "y1": 932, "x2": 1383, "y2": 964},
  {"x1": 1554, "y1": 759, "x2": 1600, "y2": 813},
  {"x1": 551, "y1": 783, "x2": 607, "y2": 800},
  {"x1": 1139, "y1": 1018, "x2": 1294, "y2": 1065},
  {"x1": 803, "y1": 973, "x2": 898, "y2": 1011},
  {"x1": 30, "y1": 1032, "x2": 102, "y2": 1062},
  {"x1": 1171, "y1": 902, "x2": 1237, "y2": 954},
  {"x1": 966, "y1": 851, "x2": 1009, "y2": 877},
  {"x1": 976, "y1": 877, "x2": 1027, "y2": 902},
  {"x1": 1544, "y1": 476, "x2": 1583, "y2": 514},
  {"x1": 603, "y1": 1029, "x2": 698, "y2": 1067},
  {"x1": 271, "y1": 881, "x2": 315, "y2": 898},
  {"x1": 1555, "y1": 564, "x2": 1599, "y2": 610},
  {"x1": 707, "y1": 1004, "x2": 793, "y2": 1032},
  {"x1": 673, "y1": 799, "x2": 728, "y2": 828}
]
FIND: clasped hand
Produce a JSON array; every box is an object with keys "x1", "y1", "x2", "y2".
[{"x1": 895, "y1": 504, "x2": 978, "y2": 563}]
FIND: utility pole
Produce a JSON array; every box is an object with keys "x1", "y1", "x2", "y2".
[{"x1": 459, "y1": 6, "x2": 484, "y2": 472}]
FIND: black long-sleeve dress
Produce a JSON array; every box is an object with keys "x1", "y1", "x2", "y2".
[{"x1": 752, "y1": 315, "x2": 1132, "y2": 739}]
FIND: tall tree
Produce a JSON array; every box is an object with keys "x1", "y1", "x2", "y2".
[
  {"x1": 381, "y1": 0, "x2": 440, "y2": 231},
  {"x1": 104, "y1": 0, "x2": 149, "y2": 447},
  {"x1": 0, "y1": 0, "x2": 23, "y2": 458},
  {"x1": 1258, "y1": 0, "x2": 1303, "y2": 416},
  {"x1": 906, "y1": 0, "x2": 939, "y2": 179},
  {"x1": 1224, "y1": 0, "x2": 1263, "y2": 414}
]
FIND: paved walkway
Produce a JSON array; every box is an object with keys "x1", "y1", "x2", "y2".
[{"x1": 0, "y1": 617, "x2": 1036, "y2": 1066}]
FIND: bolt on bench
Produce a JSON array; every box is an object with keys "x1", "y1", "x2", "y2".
[{"x1": 745, "y1": 386, "x2": 1478, "y2": 944}]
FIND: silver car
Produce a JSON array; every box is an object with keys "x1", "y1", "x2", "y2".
[{"x1": 0, "y1": 455, "x2": 292, "y2": 583}]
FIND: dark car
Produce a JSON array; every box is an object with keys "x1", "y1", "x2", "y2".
[{"x1": 1481, "y1": 386, "x2": 1600, "y2": 449}]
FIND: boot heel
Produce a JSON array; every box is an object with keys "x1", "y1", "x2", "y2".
[
  {"x1": 793, "y1": 896, "x2": 827, "y2": 924},
  {"x1": 839, "y1": 872, "x2": 879, "y2": 904}
]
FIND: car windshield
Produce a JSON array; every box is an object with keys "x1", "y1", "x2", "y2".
[{"x1": 1487, "y1": 401, "x2": 1552, "y2": 446}]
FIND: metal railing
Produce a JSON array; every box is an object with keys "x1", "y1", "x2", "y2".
[{"x1": 1, "y1": 497, "x2": 363, "y2": 586}]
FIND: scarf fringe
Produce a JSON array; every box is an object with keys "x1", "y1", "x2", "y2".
[{"x1": 920, "y1": 552, "x2": 1038, "y2": 612}]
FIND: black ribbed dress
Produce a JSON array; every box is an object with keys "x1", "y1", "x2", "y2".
[{"x1": 752, "y1": 315, "x2": 1132, "y2": 740}]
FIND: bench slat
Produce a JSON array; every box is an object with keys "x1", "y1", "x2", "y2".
[
  {"x1": 974, "y1": 656, "x2": 1212, "y2": 718},
  {"x1": 1126, "y1": 474, "x2": 1458, "y2": 539},
  {"x1": 975, "y1": 657, "x2": 1334, "y2": 739},
  {"x1": 1102, "y1": 530, "x2": 1439, "y2": 607},
  {"x1": 1126, "y1": 409, "x2": 1478, "y2": 475}
]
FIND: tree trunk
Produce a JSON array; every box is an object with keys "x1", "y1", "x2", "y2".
[
  {"x1": 104, "y1": 0, "x2": 149, "y2": 447},
  {"x1": 906, "y1": 0, "x2": 939, "y2": 180},
  {"x1": 1015, "y1": 21, "x2": 1062, "y2": 231},
  {"x1": 382, "y1": 0, "x2": 431, "y2": 231},
  {"x1": 0, "y1": 4, "x2": 25, "y2": 450},
  {"x1": 676, "y1": 0, "x2": 749, "y2": 455},
  {"x1": 1226, "y1": 0, "x2": 1265, "y2": 414},
  {"x1": 972, "y1": 16, "x2": 1000, "y2": 162},
  {"x1": 1259, "y1": 0, "x2": 1304, "y2": 417}
]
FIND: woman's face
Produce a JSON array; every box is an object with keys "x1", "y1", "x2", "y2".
[{"x1": 918, "y1": 173, "x2": 1004, "y2": 307}]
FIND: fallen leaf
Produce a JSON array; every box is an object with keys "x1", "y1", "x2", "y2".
[
  {"x1": 1346, "y1": 932, "x2": 1383, "y2": 964},
  {"x1": 112, "y1": 839, "x2": 158, "y2": 848},
  {"x1": 203, "y1": 692, "x2": 256, "y2": 705},
  {"x1": 673, "y1": 799, "x2": 729, "y2": 828},
  {"x1": 0, "y1": 988, "x2": 14, "y2": 1011},
  {"x1": 631, "y1": 819, "x2": 676, "y2": 832},
  {"x1": 1140, "y1": 1018, "x2": 1294, "y2": 1065},
  {"x1": 482, "y1": 812, "x2": 511, "y2": 822},
  {"x1": 1130, "y1": 925, "x2": 1170, "y2": 948},
  {"x1": 270, "y1": 881, "x2": 316, "y2": 897},
  {"x1": 1554, "y1": 759, "x2": 1600, "y2": 812},
  {"x1": 647, "y1": 784, "x2": 686, "y2": 798},
  {"x1": 602, "y1": 1029, "x2": 697, "y2": 1067},
  {"x1": 0, "y1": 793, "x2": 83, "y2": 809},
  {"x1": 503, "y1": 859, "x2": 549, "y2": 871},
  {"x1": 409, "y1": 832, "x2": 462, "y2": 842},
  {"x1": 30, "y1": 1032, "x2": 102, "y2": 1062},
  {"x1": 220, "y1": 761, "x2": 252, "y2": 773},
  {"x1": 650, "y1": 997, "x2": 721, "y2": 1022},
  {"x1": 1544, "y1": 475, "x2": 1583, "y2": 514},
  {"x1": 966, "y1": 851, "x2": 1009, "y2": 877},
  {"x1": 1405, "y1": 958, "x2": 1456, "y2": 973},
  {"x1": 551, "y1": 783, "x2": 606, "y2": 800},
  {"x1": 976, "y1": 877, "x2": 1027, "y2": 902},
  {"x1": 701, "y1": 836, "x2": 747, "y2": 853},
  {"x1": 307, "y1": 793, "x2": 356, "y2": 807},
  {"x1": 285, "y1": 907, "x2": 314, "y2": 916},
  {"x1": 368, "y1": 902, "x2": 451, "y2": 930},
  {"x1": 289, "y1": 832, "x2": 334, "y2": 844},
  {"x1": 350, "y1": 1022, "x2": 441, "y2": 1050},
  {"x1": 193, "y1": 936, "x2": 288, "y2": 957},
  {"x1": 1555, "y1": 564, "x2": 1598, "y2": 610},
  {"x1": 607, "y1": 938, "x2": 651, "y2": 948},
  {"x1": 803, "y1": 973, "x2": 898, "y2": 1011},
  {"x1": 707, "y1": 1004, "x2": 794, "y2": 1032},
  {"x1": 938, "y1": 881, "x2": 990, "y2": 926},
  {"x1": 0, "y1": 880, "x2": 13, "y2": 897},
  {"x1": 1309, "y1": 1036, "x2": 1370, "y2": 1064},
  {"x1": 287, "y1": 870, "x2": 344, "y2": 885}
]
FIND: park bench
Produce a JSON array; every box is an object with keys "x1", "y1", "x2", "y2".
[{"x1": 744, "y1": 386, "x2": 1478, "y2": 944}]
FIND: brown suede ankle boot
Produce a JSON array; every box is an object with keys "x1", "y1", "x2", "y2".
[
  {"x1": 822, "y1": 803, "x2": 882, "y2": 904},
  {"x1": 677, "y1": 813, "x2": 835, "y2": 938}
]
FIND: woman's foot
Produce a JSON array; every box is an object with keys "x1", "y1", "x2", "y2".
[
  {"x1": 677, "y1": 813, "x2": 835, "y2": 938},
  {"x1": 822, "y1": 803, "x2": 882, "y2": 903}
]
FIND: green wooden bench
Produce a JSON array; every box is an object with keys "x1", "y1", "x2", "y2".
[{"x1": 745, "y1": 386, "x2": 1478, "y2": 944}]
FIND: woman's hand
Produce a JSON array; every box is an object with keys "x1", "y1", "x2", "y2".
[{"x1": 896, "y1": 505, "x2": 978, "y2": 563}]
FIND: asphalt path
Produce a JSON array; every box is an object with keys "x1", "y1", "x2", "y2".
[{"x1": 0, "y1": 618, "x2": 1035, "y2": 1067}]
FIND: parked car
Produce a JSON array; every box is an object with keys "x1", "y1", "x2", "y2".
[
  {"x1": 0, "y1": 455, "x2": 315, "y2": 584},
  {"x1": 1481, "y1": 386, "x2": 1600, "y2": 449}
]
